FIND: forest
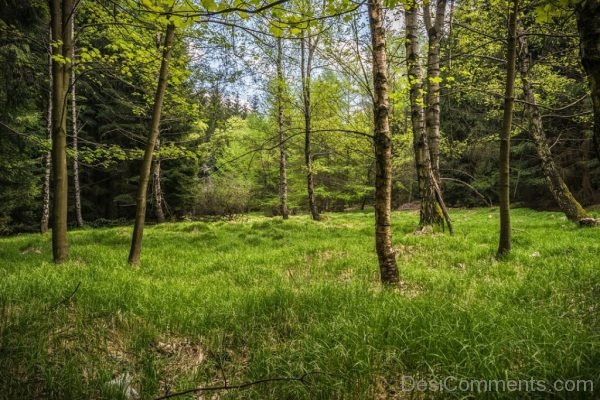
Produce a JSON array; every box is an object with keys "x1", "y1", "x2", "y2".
[{"x1": 1, "y1": 0, "x2": 599, "y2": 398}]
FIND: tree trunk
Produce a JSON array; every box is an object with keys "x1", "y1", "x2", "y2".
[
  {"x1": 71, "y1": 14, "x2": 83, "y2": 228},
  {"x1": 369, "y1": 0, "x2": 400, "y2": 286},
  {"x1": 41, "y1": 26, "x2": 52, "y2": 234},
  {"x1": 152, "y1": 139, "x2": 166, "y2": 223},
  {"x1": 404, "y1": 2, "x2": 451, "y2": 232},
  {"x1": 575, "y1": 0, "x2": 600, "y2": 162},
  {"x1": 423, "y1": 0, "x2": 447, "y2": 182},
  {"x1": 41, "y1": 152, "x2": 52, "y2": 233},
  {"x1": 276, "y1": 37, "x2": 289, "y2": 220},
  {"x1": 50, "y1": 0, "x2": 73, "y2": 262},
  {"x1": 517, "y1": 24, "x2": 588, "y2": 222},
  {"x1": 129, "y1": 22, "x2": 175, "y2": 265},
  {"x1": 581, "y1": 138, "x2": 595, "y2": 203},
  {"x1": 497, "y1": 0, "x2": 519, "y2": 258},
  {"x1": 199, "y1": 85, "x2": 220, "y2": 177},
  {"x1": 301, "y1": 34, "x2": 320, "y2": 221}
]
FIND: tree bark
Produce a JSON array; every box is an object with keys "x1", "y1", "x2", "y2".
[
  {"x1": 129, "y1": 22, "x2": 175, "y2": 265},
  {"x1": 50, "y1": 0, "x2": 73, "y2": 262},
  {"x1": 276, "y1": 37, "x2": 289, "y2": 220},
  {"x1": 497, "y1": 0, "x2": 519, "y2": 258},
  {"x1": 575, "y1": 0, "x2": 600, "y2": 162},
  {"x1": 581, "y1": 138, "x2": 595, "y2": 203},
  {"x1": 199, "y1": 84, "x2": 220, "y2": 177},
  {"x1": 404, "y1": 2, "x2": 451, "y2": 232},
  {"x1": 152, "y1": 139, "x2": 166, "y2": 223},
  {"x1": 423, "y1": 0, "x2": 447, "y2": 182},
  {"x1": 301, "y1": 33, "x2": 320, "y2": 221},
  {"x1": 41, "y1": 26, "x2": 52, "y2": 234},
  {"x1": 368, "y1": 0, "x2": 400, "y2": 286},
  {"x1": 517, "y1": 25, "x2": 588, "y2": 222},
  {"x1": 71, "y1": 14, "x2": 83, "y2": 228}
]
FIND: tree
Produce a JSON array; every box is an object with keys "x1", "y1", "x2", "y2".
[
  {"x1": 369, "y1": 0, "x2": 399, "y2": 285},
  {"x1": 152, "y1": 139, "x2": 166, "y2": 223},
  {"x1": 276, "y1": 37, "x2": 290, "y2": 219},
  {"x1": 41, "y1": 26, "x2": 52, "y2": 234},
  {"x1": 49, "y1": 0, "x2": 74, "y2": 262},
  {"x1": 129, "y1": 21, "x2": 176, "y2": 265},
  {"x1": 301, "y1": 30, "x2": 321, "y2": 221},
  {"x1": 575, "y1": 0, "x2": 600, "y2": 162},
  {"x1": 71, "y1": 12, "x2": 83, "y2": 227},
  {"x1": 517, "y1": 21, "x2": 588, "y2": 223},
  {"x1": 404, "y1": 0, "x2": 452, "y2": 232},
  {"x1": 497, "y1": 0, "x2": 519, "y2": 258},
  {"x1": 423, "y1": 0, "x2": 448, "y2": 182}
]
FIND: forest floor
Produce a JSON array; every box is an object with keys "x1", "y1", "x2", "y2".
[{"x1": 1, "y1": 208, "x2": 599, "y2": 399}]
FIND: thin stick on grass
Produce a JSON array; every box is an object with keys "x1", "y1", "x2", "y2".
[
  {"x1": 154, "y1": 372, "x2": 317, "y2": 400},
  {"x1": 47, "y1": 281, "x2": 81, "y2": 311}
]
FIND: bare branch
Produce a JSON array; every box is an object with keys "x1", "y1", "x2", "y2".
[{"x1": 154, "y1": 373, "x2": 313, "y2": 400}]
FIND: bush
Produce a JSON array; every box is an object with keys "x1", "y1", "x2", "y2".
[{"x1": 195, "y1": 174, "x2": 251, "y2": 218}]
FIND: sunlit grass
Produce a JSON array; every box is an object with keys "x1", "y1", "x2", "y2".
[{"x1": 1, "y1": 209, "x2": 599, "y2": 399}]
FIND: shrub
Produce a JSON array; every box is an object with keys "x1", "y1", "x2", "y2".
[{"x1": 195, "y1": 174, "x2": 251, "y2": 218}]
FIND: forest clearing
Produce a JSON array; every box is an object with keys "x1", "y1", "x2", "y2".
[
  {"x1": 1, "y1": 209, "x2": 599, "y2": 399},
  {"x1": 2, "y1": 0, "x2": 600, "y2": 398}
]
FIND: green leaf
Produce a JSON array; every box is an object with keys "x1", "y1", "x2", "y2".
[{"x1": 201, "y1": 0, "x2": 218, "y2": 12}]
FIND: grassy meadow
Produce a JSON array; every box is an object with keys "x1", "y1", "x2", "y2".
[{"x1": 1, "y1": 208, "x2": 599, "y2": 399}]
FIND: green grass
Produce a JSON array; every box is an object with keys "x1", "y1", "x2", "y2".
[{"x1": 1, "y1": 208, "x2": 599, "y2": 399}]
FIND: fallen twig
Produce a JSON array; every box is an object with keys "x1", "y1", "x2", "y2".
[
  {"x1": 154, "y1": 372, "x2": 317, "y2": 400},
  {"x1": 47, "y1": 281, "x2": 81, "y2": 311}
]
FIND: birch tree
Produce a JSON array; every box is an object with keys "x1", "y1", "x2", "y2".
[
  {"x1": 276, "y1": 37, "x2": 290, "y2": 219},
  {"x1": 404, "y1": 0, "x2": 452, "y2": 232},
  {"x1": 71, "y1": 13, "x2": 83, "y2": 227},
  {"x1": 369, "y1": 0, "x2": 400, "y2": 285}
]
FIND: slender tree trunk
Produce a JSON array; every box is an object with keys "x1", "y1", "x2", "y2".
[
  {"x1": 129, "y1": 23, "x2": 175, "y2": 265},
  {"x1": 50, "y1": 0, "x2": 73, "y2": 262},
  {"x1": 41, "y1": 152, "x2": 52, "y2": 233},
  {"x1": 575, "y1": 0, "x2": 600, "y2": 162},
  {"x1": 301, "y1": 34, "x2": 320, "y2": 221},
  {"x1": 581, "y1": 139, "x2": 594, "y2": 203},
  {"x1": 41, "y1": 26, "x2": 52, "y2": 234},
  {"x1": 447, "y1": 0, "x2": 454, "y2": 69},
  {"x1": 152, "y1": 139, "x2": 166, "y2": 223},
  {"x1": 423, "y1": 0, "x2": 447, "y2": 182},
  {"x1": 517, "y1": 25, "x2": 588, "y2": 222},
  {"x1": 405, "y1": 3, "x2": 433, "y2": 224},
  {"x1": 199, "y1": 86, "x2": 220, "y2": 177},
  {"x1": 276, "y1": 37, "x2": 289, "y2": 220},
  {"x1": 404, "y1": 2, "x2": 451, "y2": 232},
  {"x1": 369, "y1": 0, "x2": 400, "y2": 286},
  {"x1": 71, "y1": 14, "x2": 83, "y2": 228},
  {"x1": 150, "y1": 29, "x2": 166, "y2": 226},
  {"x1": 497, "y1": 0, "x2": 519, "y2": 258}
]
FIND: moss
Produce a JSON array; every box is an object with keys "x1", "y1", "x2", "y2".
[{"x1": 559, "y1": 181, "x2": 588, "y2": 222}]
